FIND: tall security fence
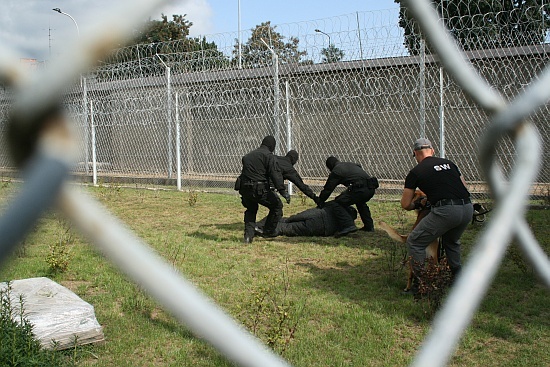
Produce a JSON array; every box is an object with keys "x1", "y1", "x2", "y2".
[{"x1": 1, "y1": 6, "x2": 549, "y2": 200}]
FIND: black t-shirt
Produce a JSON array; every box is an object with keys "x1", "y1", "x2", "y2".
[{"x1": 404, "y1": 156, "x2": 470, "y2": 204}]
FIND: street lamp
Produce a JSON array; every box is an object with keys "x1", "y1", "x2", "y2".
[
  {"x1": 238, "y1": 0, "x2": 242, "y2": 69},
  {"x1": 52, "y1": 8, "x2": 80, "y2": 37},
  {"x1": 314, "y1": 29, "x2": 331, "y2": 47},
  {"x1": 52, "y1": 7, "x2": 86, "y2": 171}
]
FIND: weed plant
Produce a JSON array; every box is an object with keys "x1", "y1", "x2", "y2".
[
  {"x1": 188, "y1": 189, "x2": 199, "y2": 206},
  {"x1": 297, "y1": 191, "x2": 307, "y2": 206},
  {"x1": 237, "y1": 261, "x2": 302, "y2": 353},
  {"x1": 382, "y1": 205, "x2": 409, "y2": 277},
  {"x1": 0, "y1": 282, "x2": 68, "y2": 367},
  {"x1": 414, "y1": 257, "x2": 453, "y2": 315},
  {"x1": 46, "y1": 220, "x2": 73, "y2": 274}
]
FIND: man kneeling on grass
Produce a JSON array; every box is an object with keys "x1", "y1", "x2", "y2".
[{"x1": 255, "y1": 201, "x2": 357, "y2": 237}]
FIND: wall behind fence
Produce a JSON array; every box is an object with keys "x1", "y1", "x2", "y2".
[{"x1": 1, "y1": 8, "x2": 549, "y2": 199}]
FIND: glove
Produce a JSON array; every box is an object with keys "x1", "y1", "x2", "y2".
[{"x1": 282, "y1": 192, "x2": 291, "y2": 204}]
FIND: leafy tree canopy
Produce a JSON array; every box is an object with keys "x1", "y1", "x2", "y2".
[
  {"x1": 233, "y1": 21, "x2": 307, "y2": 67},
  {"x1": 136, "y1": 14, "x2": 192, "y2": 44},
  {"x1": 321, "y1": 44, "x2": 345, "y2": 63}
]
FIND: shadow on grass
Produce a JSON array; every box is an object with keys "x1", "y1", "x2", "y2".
[
  {"x1": 295, "y1": 255, "x2": 408, "y2": 301},
  {"x1": 209, "y1": 222, "x2": 243, "y2": 232},
  {"x1": 187, "y1": 222, "x2": 243, "y2": 242},
  {"x1": 277, "y1": 230, "x2": 382, "y2": 248},
  {"x1": 293, "y1": 218, "x2": 550, "y2": 332},
  {"x1": 194, "y1": 222, "x2": 383, "y2": 247}
]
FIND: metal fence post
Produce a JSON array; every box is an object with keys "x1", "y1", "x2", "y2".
[
  {"x1": 439, "y1": 67, "x2": 445, "y2": 158},
  {"x1": 156, "y1": 54, "x2": 172, "y2": 179},
  {"x1": 285, "y1": 80, "x2": 293, "y2": 195},
  {"x1": 91, "y1": 100, "x2": 97, "y2": 185},
  {"x1": 419, "y1": 38, "x2": 426, "y2": 138},
  {"x1": 82, "y1": 76, "x2": 89, "y2": 174},
  {"x1": 176, "y1": 92, "x2": 182, "y2": 191}
]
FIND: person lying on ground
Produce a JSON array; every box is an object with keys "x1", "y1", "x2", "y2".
[{"x1": 255, "y1": 201, "x2": 357, "y2": 237}]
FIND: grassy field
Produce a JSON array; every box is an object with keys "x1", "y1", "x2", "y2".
[{"x1": 1, "y1": 183, "x2": 549, "y2": 367}]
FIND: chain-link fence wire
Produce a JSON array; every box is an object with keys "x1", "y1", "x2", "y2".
[
  {"x1": 0, "y1": 1, "x2": 550, "y2": 366},
  {"x1": 1, "y1": 5, "x2": 549, "y2": 199}
]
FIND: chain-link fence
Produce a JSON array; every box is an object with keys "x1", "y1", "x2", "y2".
[{"x1": 1, "y1": 5, "x2": 549, "y2": 199}]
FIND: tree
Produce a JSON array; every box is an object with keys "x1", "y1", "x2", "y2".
[
  {"x1": 321, "y1": 44, "x2": 345, "y2": 63},
  {"x1": 135, "y1": 14, "x2": 192, "y2": 44},
  {"x1": 395, "y1": 0, "x2": 550, "y2": 55},
  {"x1": 233, "y1": 21, "x2": 307, "y2": 68},
  {"x1": 130, "y1": 13, "x2": 226, "y2": 58},
  {"x1": 173, "y1": 36, "x2": 230, "y2": 72}
]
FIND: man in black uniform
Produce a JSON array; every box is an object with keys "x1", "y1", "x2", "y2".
[
  {"x1": 275, "y1": 150, "x2": 318, "y2": 203},
  {"x1": 317, "y1": 156, "x2": 378, "y2": 237},
  {"x1": 401, "y1": 138, "x2": 473, "y2": 294},
  {"x1": 256, "y1": 201, "x2": 357, "y2": 237},
  {"x1": 237, "y1": 135, "x2": 290, "y2": 243}
]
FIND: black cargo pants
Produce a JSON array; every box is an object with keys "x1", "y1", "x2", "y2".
[{"x1": 240, "y1": 182, "x2": 283, "y2": 239}]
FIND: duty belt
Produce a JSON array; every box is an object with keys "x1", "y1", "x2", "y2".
[
  {"x1": 349, "y1": 177, "x2": 379, "y2": 190},
  {"x1": 242, "y1": 180, "x2": 268, "y2": 188},
  {"x1": 434, "y1": 198, "x2": 471, "y2": 207}
]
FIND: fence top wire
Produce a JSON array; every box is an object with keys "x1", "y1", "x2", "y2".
[{"x1": 91, "y1": 3, "x2": 550, "y2": 78}]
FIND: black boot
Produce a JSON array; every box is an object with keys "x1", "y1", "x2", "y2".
[{"x1": 244, "y1": 223, "x2": 255, "y2": 244}]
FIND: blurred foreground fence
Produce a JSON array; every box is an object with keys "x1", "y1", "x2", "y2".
[{"x1": 1, "y1": 5, "x2": 549, "y2": 199}]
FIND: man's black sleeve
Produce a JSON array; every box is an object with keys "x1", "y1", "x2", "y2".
[
  {"x1": 285, "y1": 168, "x2": 316, "y2": 199},
  {"x1": 318, "y1": 173, "x2": 340, "y2": 203},
  {"x1": 267, "y1": 155, "x2": 286, "y2": 194}
]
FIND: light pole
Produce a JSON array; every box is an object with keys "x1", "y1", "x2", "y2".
[
  {"x1": 315, "y1": 29, "x2": 333, "y2": 62},
  {"x1": 314, "y1": 29, "x2": 331, "y2": 47},
  {"x1": 52, "y1": 8, "x2": 80, "y2": 37},
  {"x1": 260, "y1": 39, "x2": 280, "y2": 155},
  {"x1": 238, "y1": 0, "x2": 242, "y2": 69},
  {"x1": 53, "y1": 7, "x2": 87, "y2": 175}
]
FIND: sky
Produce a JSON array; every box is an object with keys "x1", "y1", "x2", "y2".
[{"x1": 0, "y1": 0, "x2": 399, "y2": 61}]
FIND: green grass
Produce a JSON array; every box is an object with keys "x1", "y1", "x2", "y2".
[{"x1": 1, "y1": 184, "x2": 549, "y2": 367}]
